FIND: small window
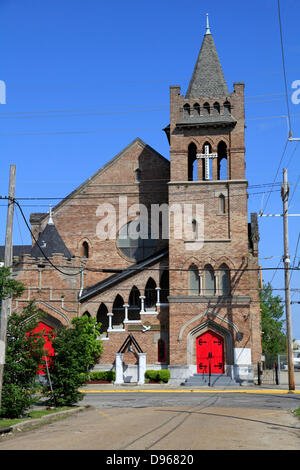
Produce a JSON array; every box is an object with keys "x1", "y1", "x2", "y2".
[
  {"x1": 158, "y1": 339, "x2": 166, "y2": 362},
  {"x1": 219, "y1": 194, "x2": 226, "y2": 214},
  {"x1": 82, "y1": 241, "x2": 89, "y2": 258},
  {"x1": 219, "y1": 264, "x2": 230, "y2": 295},
  {"x1": 135, "y1": 168, "x2": 141, "y2": 182}
]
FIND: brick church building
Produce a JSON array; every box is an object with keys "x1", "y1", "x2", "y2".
[{"x1": 2, "y1": 18, "x2": 262, "y2": 384}]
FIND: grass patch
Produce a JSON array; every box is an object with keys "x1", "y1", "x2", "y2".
[{"x1": 0, "y1": 407, "x2": 72, "y2": 429}]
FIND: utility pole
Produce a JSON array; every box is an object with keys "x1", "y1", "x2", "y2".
[
  {"x1": 281, "y1": 168, "x2": 295, "y2": 391},
  {"x1": 0, "y1": 165, "x2": 16, "y2": 408}
]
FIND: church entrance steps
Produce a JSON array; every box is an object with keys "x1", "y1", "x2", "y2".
[{"x1": 182, "y1": 373, "x2": 239, "y2": 387}]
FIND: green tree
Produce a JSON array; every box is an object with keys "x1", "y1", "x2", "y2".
[
  {"x1": 44, "y1": 315, "x2": 103, "y2": 407},
  {"x1": 0, "y1": 266, "x2": 25, "y2": 300},
  {"x1": 1, "y1": 302, "x2": 47, "y2": 418},
  {"x1": 259, "y1": 282, "x2": 286, "y2": 364}
]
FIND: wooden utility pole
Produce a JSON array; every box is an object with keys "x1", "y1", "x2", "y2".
[
  {"x1": 281, "y1": 168, "x2": 295, "y2": 391},
  {"x1": 0, "y1": 165, "x2": 16, "y2": 408}
]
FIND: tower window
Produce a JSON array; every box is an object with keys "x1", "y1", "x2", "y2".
[
  {"x1": 188, "y1": 142, "x2": 197, "y2": 181},
  {"x1": 183, "y1": 103, "x2": 190, "y2": 116},
  {"x1": 224, "y1": 101, "x2": 231, "y2": 115},
  {"x1": 219, "y1": 194, "x2": 226, "y2": 214},
  {"x1": 204, "y1": 265, "x2": 215, "y2": 296},
  {"x1": 193, "y1": 103, "x2": 200, "y2": 115},
  {"x1": 219, "y1": 264, "x2": 230, "y2": 295},
  {"x1": 217, "y1": 141, "x2": 228, "y2": 180},
  {"x1": 189, "y1": 264, "x2": 199, "y2": 295},
  {"x1": 213, "y1": 102, "x2": 220, "y2": 114},
  {"x1": 81, "y1": 241, "x2": 89, "y2": 258},
  {"x1": 158, "y1": 339, "x2": 166, "y2": 362},
  {"x1": 135, "y1": 168, "x2": 141, "y2": 182},
  {"x1": 203, "y1": 102, "x2": 210, "y2": 115}
]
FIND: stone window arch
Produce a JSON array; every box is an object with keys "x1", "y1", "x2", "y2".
[
  {"x1": 193, "y1": 103, "x2": 200, "y2": 115},
  {"x1": 224, "y1": 100, "x2": 231, "y2": 115},
  {"x1": 188, "y1": 142, "x2": 197, "y2": 181},
  {"x1": 81, "y1": 241, "x2": 89, "y2": 258},
  {"x1": 213, "y1": 102, "x2": 220, "y2": 114},
  {"x1": 217, "y1": 141, "x2": 228, "y2": 180},
  {"x1": 203, "y1": 102, "x2": 210, "y2": 115}
]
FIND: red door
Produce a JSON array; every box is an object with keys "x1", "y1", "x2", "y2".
[
  {"x1": 29, "y1": 322, "x2": 55, "y2": 375},
  {"x1": 196, "y1": 330, "x2": 224, "y2": 374}
]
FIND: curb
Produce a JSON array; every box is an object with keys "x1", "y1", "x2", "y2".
[{"x1": 0, "y1": 406, "x2": 87, "y2": 435}]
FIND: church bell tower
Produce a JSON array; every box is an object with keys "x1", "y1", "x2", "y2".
[{"x1": 165, "y1": 15, "x2": 261, "y2": 384}]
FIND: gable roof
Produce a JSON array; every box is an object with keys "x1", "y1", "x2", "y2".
[
  {"x1": 185, "y1": 32, "x2": 229, "y2": 99},
  {"x1": 30, "y1": 138, "x2": 169, "y2": 226}
]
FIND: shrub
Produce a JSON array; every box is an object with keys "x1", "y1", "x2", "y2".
[
  {"x1": 89, "y1": 371, "x2": 115, "y2": 382},
  {"x1": 145, "y1": 370, "x2": 170, "y2": 383},
  {"x1": 43, "y1": 316, "x2": 103, "y2": 407}
]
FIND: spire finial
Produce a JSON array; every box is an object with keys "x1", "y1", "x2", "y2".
[
  {"x1": 205, "y1": 13, "x2": 211, "y2": 35},
  {"x1": 48, "y1": 205, "x2": 54, "y2": 225}
]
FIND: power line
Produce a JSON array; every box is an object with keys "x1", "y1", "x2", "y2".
[{"x1": 277, "y1": 0, "x2": 292, "y2": 137}]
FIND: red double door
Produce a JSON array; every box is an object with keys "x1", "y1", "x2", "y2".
[{"x1": 196, "y1": 330, "x2": 224, "y2": 374}]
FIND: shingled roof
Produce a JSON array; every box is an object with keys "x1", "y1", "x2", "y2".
[
  {"x1": 30, "y1": 222, "x2": 73, "y2": 259},
  {"x1": 185, "y1": 27, "x2": 229, "y2": 99}
]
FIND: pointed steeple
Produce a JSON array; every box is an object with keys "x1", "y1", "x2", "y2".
[{"x1": 185, "y1": 15, "x2": 229, "y2": 99}]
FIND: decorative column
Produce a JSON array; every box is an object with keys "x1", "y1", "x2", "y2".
[
  {"x1": 107, "y1": 312, "x2": 114, "y2": 331},
  {"x1": 215, "y1": 274, "x2": 219, "y2": 296},
  {"x1": 139, "y1": 295, "x2": 146, "y2": 314},
  {"x1": 115, "y1": 353, "x2": 124, "y2": 384},
  {"x1": 199, "y1": 272, "x2": 203, "y2": 296},
  {"x1": 155, "y1": 287, "x2": 161, "y2": 307},
  {"x1": 137, "y1": 353, "x2": 147, "y2": 385},
  {"x1": 123, "y1": 304, "x2": 129, "y2": 323}
]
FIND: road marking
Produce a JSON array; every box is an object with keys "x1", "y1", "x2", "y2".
[{"x1": 95, "y1": 409, "x2": 113, "y2": 420}]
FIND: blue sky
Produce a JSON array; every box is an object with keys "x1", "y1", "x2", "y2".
[{"x1": 1, "y1": 0, "x2": 300, "y2": 338}]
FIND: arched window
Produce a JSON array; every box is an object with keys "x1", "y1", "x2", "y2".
[
  {"x1": 145, "y1": 278, "x2": 157, "y2": 309},
  {"x1": 213, "y1": 102, "x2": 220, "y2": 114},
  {"x1": 183, "y1": 103, "x2": 190, "y2": 116},
  {"x1": 112, "y1": 295, "x2": 124, "y2": 327},
  {"x1": 97, "y1": 303, "x2": 108, "y2": 333},
  {"x1": 217, "y1": 141, "x2": 228, "y2": 180},
  {"x1": 204, "y1": 265, "x2": 215, "y2": 296},
  {"x1": 189, "y1": 264, "x2": 199, "y2": 295},
  {"x1": 224, "y1": 101, "x2": 231, "y2": 115},
  {"x1": 193, "y1": 103, "x2": 200, "y2": 115},
  {"x1": 158, "y1": 339, "x2": 166, "y2": 362},
  {"x1": 82, "y1": 311, "x2": 91, "y2": 317},
  {"x1": 219, "y1": 264, "x2": 230, "y2": 295},
  {"x1": 160, "y1": 270, "x2": 169, "y2": 303},
  {"x1": 219, "y1": 194, "x2": 226, "y2": 214},
  {"x1": 188, "y1": 142, "x2": 197, "y2": 181},
  {"x1": 192, "y1": 219, "x2": 197, "y2": 240},
  {"x1": 81, "y1": 241, "x2": 89, "y2": 258},
  {"x1": 128, "y1": 286, "x2": 141, "y2": 320},
  {"x1": 203, "y1": 102, "x2": 210, "y2": 115},
  {"x1": 201, "y1": 142, "x2": 213, "y2": 181}
]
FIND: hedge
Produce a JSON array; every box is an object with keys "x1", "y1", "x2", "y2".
[
  {"x1": 145, "y1": 370, "x2": 170, "y2": 383},
  {"x1": 89, "y1": 371, "x2": 115, "y2": 382}
]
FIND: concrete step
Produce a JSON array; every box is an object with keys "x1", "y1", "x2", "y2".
[{"x1": 183, "y1": 373, "x2": 238, "y2": 387}]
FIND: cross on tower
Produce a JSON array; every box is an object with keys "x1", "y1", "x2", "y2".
[{"x1": 197, "y1": 145, "x2": 218, "y2": 180}]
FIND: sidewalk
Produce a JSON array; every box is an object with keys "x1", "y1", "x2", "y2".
[{"x1": 78, "y1": 382, "x2": 300, "y2": 393}]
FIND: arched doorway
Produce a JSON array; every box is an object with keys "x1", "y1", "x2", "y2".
[{"x1": 196, "y1": 330, "x2": 224, "y2": 374}]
